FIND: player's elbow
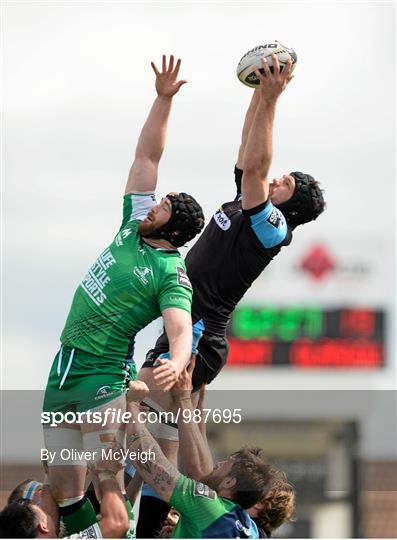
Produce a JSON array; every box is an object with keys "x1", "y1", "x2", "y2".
[
  {"x1": 185, "y1": 463, "x2": 213, "y2": 481},
  {"x1": 243, "y1": 159, "x2": 267, "y2": 178},
  {"x1": 101, "y1": 514, "x2": 130, "y2": 538}
]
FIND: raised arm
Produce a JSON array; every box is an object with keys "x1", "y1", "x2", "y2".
[
  {"x1": 171, "y1": 359, "x2": 214, "y2": 480},
  {"x1": 126, "y1": 381, "x2": 181, "y2": 503},
  {"x1": 236, "y1": 89, "x2": 260, "y2": 169},
  {"x1": 90, "y1": 458, "x2": 129, "y2": 538},
  {"x1": 125, "y1": 55, "x2": 187, "y2": 195},
  {"x1": 242, "y1": 54, "x2": 293, "y2": 210}
]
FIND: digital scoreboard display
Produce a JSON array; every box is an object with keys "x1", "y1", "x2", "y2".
[{"x1": 227, "y1": 306, "x2": 385, "y2": 368}]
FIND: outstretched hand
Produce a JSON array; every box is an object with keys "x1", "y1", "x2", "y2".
[
  {"x1": 254, "y1": 53, "x2": 293, "y2": 102},
  {"x1": 151, "y1": 54, "x2": 187, "y2": 98}
]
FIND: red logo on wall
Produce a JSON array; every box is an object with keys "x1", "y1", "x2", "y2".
[{"x1": 300, "y1": 244, "x2": 336, "y2": 281}]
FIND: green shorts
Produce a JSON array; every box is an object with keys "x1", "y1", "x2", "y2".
[{"x1": 43, "y1": 345, "x2": 137, "y2": 414}]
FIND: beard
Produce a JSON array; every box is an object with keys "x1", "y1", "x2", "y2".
[
  {"x1": 200, "y1": 471, "x2": 223, "y2": 492},
  {"x1": 138, "y1": 219, "x2": 161, "y2": 238}
]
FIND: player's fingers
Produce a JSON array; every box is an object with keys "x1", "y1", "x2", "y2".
[
  {"x1": 173, "y1": 58, "x2": 181, "y2": 77},
  {"x1": 187, "y1": 355, "x2": 196, "y2": 374},
  {"x1": 153, "y1": 364, "x2": 169, "y2": 377},
  {"x1": 153, "y1": 370, "x2": 170, "y2": 383},
  {"x1": 155, "y1": 375, "x2": 175, "y2": 390},
  {"x1": 161, "y1": 379, "x2": 177, "y2": 391},
  {"x1": 151, "y1": 62, "x2": 160, "y2": 76},
  {"x1": 152, "y1": 358, "x2": 168, "y2": 371},
  {"x1": 176, "y1": 80, "x2": 188, "y2": 90},
  {"x1": 168, "y1": 54, "x2": 174, "y2": 72},
  {"x1": 272, "y1": 53, "x2": 280, "y2": 74},
  {"x1": 254, "y1": 68, "x2": 265, "y2": 85},
  {"x1": 153, "y1": 369, "x2": 173, "y2": 382},
  {"x1": 283, "y1": 57, "x2": 293, "y2": 78},
  {"x1": 157, "y1": 358, "x2": 168, "y2": 365},
  {"x1": 260, "y1": 57, "x2": 271, "y2": 77},
  {"x1": 162, "y1": 54, "x2": 167, "y2": 72}
]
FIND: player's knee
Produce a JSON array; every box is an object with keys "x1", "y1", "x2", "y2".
[
  {"x1": 137, "y1": 366, "x2": 154, "y2": 386},
  {"x1": 142, "y1": 398, "x2": 179, "y2": 442},
  {"x1": 82, "y1": 428, "x2": 125, "y2": 455}
]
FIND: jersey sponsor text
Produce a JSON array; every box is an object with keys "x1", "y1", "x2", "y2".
[
  {"x1": 214, "y1": 208, "x2": 231, "y2": 231},
  {"x1": 81, "y1": 248, "x2": 116, "y2": 306}
]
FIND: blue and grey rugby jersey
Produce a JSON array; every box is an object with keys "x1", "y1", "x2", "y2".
[{"x1": 185, "y1": 167, "x2": 292, "y2": 336}]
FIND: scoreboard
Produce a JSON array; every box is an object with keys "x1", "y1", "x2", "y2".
[{"x1": 227, "y1": 306, "x2": 385, "y2": 367}]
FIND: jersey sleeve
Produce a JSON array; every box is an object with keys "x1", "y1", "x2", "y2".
[
  {"x1": 158, "y1": 260, "x2": 193, "y2": 314},
  {"x1": 234, "y1": 165, "x2": 243, "y2": 199},
  {"x1": 121, "y1": 193, "x2": 157, "y2": 228},
  {"x1": 170, "y1": 475, "x2": 226, "y2": 531},
  {"x1": 243, "y1": 200, "x2": 287, "y2": 248},
  {"x1": 60, "y1": 496, "x2": 98, "y2": 535}
]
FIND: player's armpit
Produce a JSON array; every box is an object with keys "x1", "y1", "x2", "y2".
[{"x1": 241, "y1": 170, "x2": 269, "y2": 210}]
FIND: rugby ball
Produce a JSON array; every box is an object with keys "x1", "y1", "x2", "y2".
[{"x1": 237, "y1": 42, "x2": 297, "y2": 88}]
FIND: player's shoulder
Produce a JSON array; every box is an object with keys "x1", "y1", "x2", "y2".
[
  {"x1": 211, "y1": 199, "x2": 243, "y2": 231},
  {"x1": 174, "y1": 475, "x2": 217, "y2": 500},
  {"x1": 114, "y1": 219, "x2": 140, "y2": 247},
  {"x1": 153, "y1": 252, "x2": 192, "y2": 291},
  {"x1": 160, "y1": 250, "x2": 186, "y2": 271},
  {"x1": 191, "y1": 479, "x2": 218, "y2": 501}
]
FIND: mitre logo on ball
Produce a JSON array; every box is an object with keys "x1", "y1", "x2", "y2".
[{"x1": 237, "y1": 42, "x2": 297, "y2": 88}]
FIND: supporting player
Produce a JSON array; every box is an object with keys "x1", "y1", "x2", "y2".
[
  {"x1": 136, "y1": 52, "x2": 324, "y2": 534},
  {"x1": 42, "y1": 54, "x2": 204, "y2": 529},
  {"x1": 147, "y1": 359, "x2": 295, "y2": 539},
  {"x1": 172, "y1": 360, "x2": 296, "y2": 538},
  {"x1": 126, "y1": 380, "x2": 277, "y2": 538},
  {"x1": 0, "y1": 456, "x2": 129, "y2": 538}
]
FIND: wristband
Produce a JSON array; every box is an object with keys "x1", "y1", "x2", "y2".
[{"x1": 98, "y1": 470, "x2": 116, "y2": 483}]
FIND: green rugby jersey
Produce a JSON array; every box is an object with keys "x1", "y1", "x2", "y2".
[
  {"x1": 60, "y1": 194, "x2": 192, "y2": 361},
  {"x1": 170, "y1": 475, "x2": 259, "y2": 538}
]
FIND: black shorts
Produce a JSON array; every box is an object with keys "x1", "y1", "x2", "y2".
[{"x1": 142, "y1": 331, "x2": 229, "y2": 392}]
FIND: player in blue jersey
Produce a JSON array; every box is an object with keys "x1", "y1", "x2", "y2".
[
  {"x1": 125, "y1": 379, "x2": 282, "y2": 538},
  {"x1": 137, "y1": 52, "x2": 321, "y2": 535}
]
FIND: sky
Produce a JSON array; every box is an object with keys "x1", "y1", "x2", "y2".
[{"x1": 2, "y1": 1, "x2": 396, "y2": 390}]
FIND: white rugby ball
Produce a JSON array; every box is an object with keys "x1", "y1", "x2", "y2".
[{"x1": 237, "y1": 42, "x2": 297, "y2": 88}]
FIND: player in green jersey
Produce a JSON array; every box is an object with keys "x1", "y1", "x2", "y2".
[
  {"x1": 123, "y1": 381, "x2": 278, "y2": 538},
  {"x1": 0, "y1": 456, "x2": 129, "y2": 538},
  {"x1": 168, "y1": 361, "x2": 296, "y2": 539},
  {"x1": 133, "y1": 360, "x2": 295, "y2": 538},
  {"x1": 42, "y1": 54, "x2": 204, "y2": 516}
]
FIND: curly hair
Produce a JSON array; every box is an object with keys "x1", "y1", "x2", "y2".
[
  {"x1": 255, "y1": 469, "x2": 296, "y2": 535},
  {"x1": 229, "y1": 447, "x2": 274, "y2": 509}
]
